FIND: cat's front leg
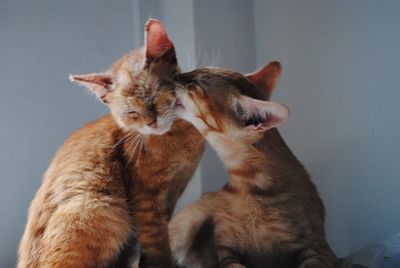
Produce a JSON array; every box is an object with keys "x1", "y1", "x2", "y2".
[
  {"x1": 297, "y1": 242, "x2": 336, "y2": 268},
  {"x1": 134, "y1": 188, "x2": 174, "y2": 268},
  {"x1": 222, "y1": 263, "x2": 246, "y2": 268},
  {"x1": 225, "y1": 264, "x2": 246, "y2": 268},
  {"x1": 298, "y1": 258, "x2": 333, "y2": 268},
  {"x1": 215, "y1": 245, "x2": 246, "y2": 268}
]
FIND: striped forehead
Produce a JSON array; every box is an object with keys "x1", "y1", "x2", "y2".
[{"x1": 121, "y1": 77, "x2": 157, "y2": 101}]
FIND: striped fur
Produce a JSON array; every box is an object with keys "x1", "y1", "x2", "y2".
[
  {"x1": 169, "y1": 64, "x2": 336, "y2": 268},
  {"x1": 18, "y1": 20, "x2": 204, "y2": 268}
]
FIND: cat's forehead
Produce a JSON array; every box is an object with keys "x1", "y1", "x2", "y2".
[
  {"x1": 180, "y1": 68, "x2": 264, "y2": 100},
  {"x1": 120, "y1": 80, "x2": 153, "y2": 98},
  {"x1": 120, "y1": 75, "x2": 174, "y2": 106},
  {"x1": 196, "y1": 68, "x2": 245, "y2": 81}
]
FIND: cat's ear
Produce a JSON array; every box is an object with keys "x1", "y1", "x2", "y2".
[
  {"x1": 69, "y1": 73, "x2": 113, "y2": 104},
  {"x1": 144, "y1": 19, "x2": 177, "y2": 68},
  {"x1": 236, "y1": 95, "x2": 289, "y2": 132},
  {"x1": 246, "y1": 61, "x2": 281, "y2": 99}
]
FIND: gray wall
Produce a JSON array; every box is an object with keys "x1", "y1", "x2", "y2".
[{"x1": 254, "y1": 0, "x2": 400, "y2": 256}]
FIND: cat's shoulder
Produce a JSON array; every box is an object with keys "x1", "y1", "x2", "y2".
[
  {"x1": 69, "y1": 115, "x2": 120, "y2": 140},
  {"x1": 54, "y1": 115, "x2": 122, "y2": 157}
]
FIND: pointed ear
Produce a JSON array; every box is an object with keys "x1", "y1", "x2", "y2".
[
  {"x1": 69, "y1": 73, "x2": 113, "y2": 104},
  {"x1": 246, "y1": 61, "x2": 281, "y2": 99},
  {"x1": 236, "y1": 95, "x2": 289, "y2": 132},
  {"x1": 144, "y1": 19, "x2": 177, "y2": 68}
]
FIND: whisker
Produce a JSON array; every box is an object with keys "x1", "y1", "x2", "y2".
[
  {"x1": 137, "y1": 137, "x2": 144, "y2": 162},
  {"x1": 112, "y1": 131, "x2": 137, "y2": 149},
  {"x1": 124, "y1": 134, "x2": 139, "y2": 166},
  {"x1": 125, "y1": 132, "x2": 144, "y2": 168},
  {"x1": 156, "y1": 90, "x2": 175, "y2": 97}
]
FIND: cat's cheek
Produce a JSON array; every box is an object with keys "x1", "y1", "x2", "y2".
[
  {"x1": 175, "y1": 108, "x2": 190, "y2": 121},
  {"x1": 139, "y1": 126, "x2": 167, "y2": 135},
  {"x1": 189, "y1": 118, "x2": 210, "y2": 136},
  {"x1": 152, "y1": 127, "x2": 171, "y2": 135},
  {"x1": 148, "y1": 121, "x2": 171, "y2": 135},
  {"x1": 137, "y1": 126, "x2": 153, "y2": 135},
  {"x1": 175, "y1": 107, "x2": 197, "y2": 126},
  {"x1": 110, "y1": 111, "x2": 127, "y2": 129},
  {"x1": 114, "y1": 114, "x2": 140, "y2": 131},
  {"x1": 238, "y1": 131, "x2": 264, "y2": 144},
  {"x1": 158, "y1": 119, "x2": 174, "y2": 131}
]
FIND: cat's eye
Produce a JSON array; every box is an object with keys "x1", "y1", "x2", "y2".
[
  {"x1": 236, "y1": 102, "x2": 246, "y2": 116},
  {"x1": 188, "y1": 91, "x2": 196, "y2": 98},
  {"x1": 126, "y1": 111, "x2": 139, "y2": 119}
]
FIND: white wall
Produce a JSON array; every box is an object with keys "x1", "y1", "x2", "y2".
[{"x1": 254, "y1": 0, "x2": 400, "y2": 257}]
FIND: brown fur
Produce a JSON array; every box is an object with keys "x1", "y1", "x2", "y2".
[
  {"x1": 18, "y1": 20, "x2": 204, "y2": 268},
  {"x1": 169, "y1": 64, "x2": 336, "y2": 268}
]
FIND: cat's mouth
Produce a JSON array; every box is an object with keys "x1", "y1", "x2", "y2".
[
  {"x1": 174, "y1": 98, "x2": 183, "y2": 108},
  {"x1": 139, "y1": 123, "x2": 172, "y2": 135},
  {"x1": 174, "y1": 88, "x2": 193, "y2": 121},
  {"x1": 150, "y1": 127, "x2": 170, "y2": 135},
  {"x1": 173, "y1": 97, "x2": 186, "y2": 114}
]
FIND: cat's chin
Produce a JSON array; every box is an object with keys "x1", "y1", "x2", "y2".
[
  {"x1": 137, "y1": 125, "x2": 172, "y2": 136},
  {"x1": 174, "y1": 100, "x2": 188, "y2": 120},
  {"x1": 149, "y1": 127, "x2": 171, "y2": 135}
]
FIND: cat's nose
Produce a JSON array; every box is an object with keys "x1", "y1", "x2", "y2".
[{"x1": 147, "y1": 119, "x2": 157, "y2": 128}]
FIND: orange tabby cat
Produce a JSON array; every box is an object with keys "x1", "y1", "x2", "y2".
[
  {"x1": 169, "y1": 63, "x2": 336, "y2": 268},
  {"x1": 17, "y1": 19, "x2": 204, "y2": 268}
]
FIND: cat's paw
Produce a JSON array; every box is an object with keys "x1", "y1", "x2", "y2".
[
  {"x1": 224, "y1": 263, "x2": 246, "y2": 268},
  {"x1": 298, "y1": 259, "x2": 334, "y2": 268}
]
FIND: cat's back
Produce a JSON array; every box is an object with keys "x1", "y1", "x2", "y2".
[
  {"x1": 18, "y1": 115, "x2": 134, "y2": 268},
  {"x1": 37, "y1": 114, "x2": 129, "y2": 203},
  {"x1": 33, "y1": 114, "x2": 127, "y2": 203},
  {"x1": 46, "y1": 115, "x2": 122, "y2": 175},
  {"x1": 54, "y1": 115, "x2": 120, "y2": 159}
]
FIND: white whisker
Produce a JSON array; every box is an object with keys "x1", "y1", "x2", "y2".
[
  {"x1": 125, "y1": 132, "x2": 144, "y2": 168},
  {"x1": 112, "y1": 131, "x2": 136, "y2": 149}
]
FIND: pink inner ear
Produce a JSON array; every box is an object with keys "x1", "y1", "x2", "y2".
[
  {"x1": 69, "y1": 73, "x2": 114, "y2": 103},
  {"x1": 250, "y1": 113, "x2": 285, "y2": 132},
  {"x1": 70, "y1": 74, "x2": 112, "y2": 89},
  {"x1": 145, "y1": 19, "x2": 174, "y2": 58},
  {"x1": 238, "y1": 95, "x2": 289, "y2": 132}
]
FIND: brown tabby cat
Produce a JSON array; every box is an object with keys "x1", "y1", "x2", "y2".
[
  {"x1": 17, "y1": 19, "x2": 204, "y2": 268},
  {"x1": 169, "y1": 63, "x2": 336, "y2": 268}
]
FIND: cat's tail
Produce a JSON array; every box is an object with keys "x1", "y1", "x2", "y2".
[{"x1": 169, "y1": 192, "x2": 218, "y2": 268}]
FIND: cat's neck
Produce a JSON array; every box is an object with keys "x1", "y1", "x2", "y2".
[
  {"x1": 120, "y1": 119, "x2": 202, "y2": 169},
  {"x1": 207, "y1": 128, "x2": 309, "y2": 191}
]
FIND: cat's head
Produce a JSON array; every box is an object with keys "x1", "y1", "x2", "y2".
[
  {"x1": 70, "y1": 19, "x2": 179, "y2": 135},
  {"x1": 175, "y1": 62, "x2": 289, "y2": 143}
]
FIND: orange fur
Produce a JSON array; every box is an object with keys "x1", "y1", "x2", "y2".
[
  {"x1": 170, "y1": 65, "x2": 336, "y2": 268},
  {"x1": 18, "y1": 20, "x2": 204, "y2": 268}
]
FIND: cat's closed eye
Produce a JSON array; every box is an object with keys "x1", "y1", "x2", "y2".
[
  {"x1": 125, "y1": 110, "x2": 139, "y2": 119},
  {"x1": 155, "y1": 95, "x2": 175, "y2": 111}
]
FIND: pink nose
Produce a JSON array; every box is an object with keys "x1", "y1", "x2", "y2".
[{"x1": 147, "y1": 120, "x2": 157, "y2": 128}]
